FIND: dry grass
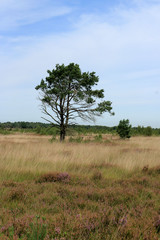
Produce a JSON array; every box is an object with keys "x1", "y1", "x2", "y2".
[
  {"x1": 0, "y1": 133, "x2": 160, "y2": 239},
  {"x1": 0, "y1": 133, "x2": 160, "y2": 181}
]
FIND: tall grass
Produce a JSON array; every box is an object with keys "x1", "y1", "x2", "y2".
[{"x1": 0, "y1": 134, "x2": 159, "y2": 181}]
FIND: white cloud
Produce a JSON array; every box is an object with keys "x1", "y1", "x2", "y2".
[
  {"x1": 0, "y1": 0, "x2": 72, "y2": 30},
  {"x1": 1, "y1": 1, "x2": 160, "y2": 83}
]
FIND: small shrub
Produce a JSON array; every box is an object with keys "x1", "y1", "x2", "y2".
[
  {"x1": 37, "y1": 172, "x2": 70, "y2": 183},
  {"x1": 117, "y1": 119, "x2": 131, "y2": 139}
]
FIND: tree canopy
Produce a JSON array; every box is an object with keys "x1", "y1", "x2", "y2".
[{"x1": 35, "y1": 63, "x2": 114, "y2": 141}]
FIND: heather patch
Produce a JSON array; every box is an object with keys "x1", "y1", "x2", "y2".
[
  {"x1": 36, "y1": 172, "x2": 70, "y2": 183},
  {"x1": 0, "y1": 172, "x2": 159, "y2": 239}
]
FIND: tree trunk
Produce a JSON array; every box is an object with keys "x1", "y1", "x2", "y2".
[{"x1": 60, "y1": 127, "x2": 66, "y2": 142}]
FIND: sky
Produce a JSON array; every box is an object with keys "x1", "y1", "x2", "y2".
[{"x1": 0, "y1": 0, "x2": 160, "y2": 127}]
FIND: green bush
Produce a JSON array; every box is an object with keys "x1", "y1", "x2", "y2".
[
  {"x1": 144, "y1": 126, "x2": 152, "y2": 136},
  {"x1": 117, "y1": 119, "x2": 131, "y2": 139}
]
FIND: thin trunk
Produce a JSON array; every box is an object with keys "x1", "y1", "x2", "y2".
[
  {"x1": 59, "y1": 97, "x2": 65, "y2": 141},
  {"x1": 60, "y1": 126, "x2": 66, "y2": 142},
  {"x1": 65, "y1": 83, "x2": 71, "y2": 129}
]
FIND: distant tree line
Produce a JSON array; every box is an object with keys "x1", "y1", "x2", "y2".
[
  {"x1": 0, "y1": 122, "x2": 160, "y2": 136},
  {"x1": 0, "y1": 122, "x2": 50, "y2": 129},
  {"x1": 131, "y1": 126, "x2": 160, "y2": 136},
  {"x1": 0, "y1": 122, "x2": 116, "y2": 136}
]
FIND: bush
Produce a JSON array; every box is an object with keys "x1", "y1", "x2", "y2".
[
  {"x1": 117, "y1": 119, "x2": 131, "y2": 139},
  {"x1": 144, "y1": 126, "x2": 152, "y2": 136}
]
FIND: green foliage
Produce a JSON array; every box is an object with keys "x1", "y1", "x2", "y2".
[
  {"x1": 68, "y1": 124, "x2": 117, "y2": 135},
  {"x1": 0, "y1": 121, "x2": 49, "y2": 129},
  {"x1": 8, "y1": 226, "x2": 14, "y2": 239},
  {"x1": 35, "y1": 126, "x2": 58, "y2": 136},
  {"x1": 117, "y1": 119, "x2": 132, "y2": 139},
  {"x1": 132, "y1": 125, "x2": 157, "y2": 136},
  {"x1": 27, "y1": 216, "x2": 47, "y2": 240},
  {"x1": 94, "y1": 134, "x2": 102, "y2": 142},
  {"x1": 144, "y1": 126, "x2": 152, "y2": 136},
  {"x1": 0, "y1": 121, "x2": 159, "y2": 136},
  {"x1": 0, "y1": 128, "x2": 11, "y2": 135},
  {"x1": 35, "y1": 63, "x2": 114, "y2": 141}
]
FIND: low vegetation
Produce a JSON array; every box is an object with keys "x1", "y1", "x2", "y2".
[
  {"x1": 0, "y1": 122, "x2": 160, "y2": 137},
  {"x1": 0, "y1": 133, "x2": 159, "y2": 239}
]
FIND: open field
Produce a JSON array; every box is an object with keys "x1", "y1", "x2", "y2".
[
  {"x1": 0, "y1": 133, "x2": 160, "y2": 180},
  {"x1": 0, "y1": 133, "x2": 160, "y2": 239}
]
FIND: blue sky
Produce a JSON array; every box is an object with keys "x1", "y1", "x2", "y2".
[{"x1": 0, "y1": 0, "x2": 160, "y2": 127}]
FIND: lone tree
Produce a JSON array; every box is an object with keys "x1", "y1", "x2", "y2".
[
  {"x1": 117, "y1": 119, "x2": 132, "y2": 139},
  {"x1": 35, "y1": 63, "x2": 114, "y2": 141}
]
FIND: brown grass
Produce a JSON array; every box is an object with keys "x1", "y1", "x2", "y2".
[{"x1": 0, "y1": 133, "x2": 159, "y2": 181}]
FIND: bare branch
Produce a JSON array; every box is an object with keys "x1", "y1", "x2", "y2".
[
  {"x1": 42, "y1": 106, "x2": 60, "y2": 125},
  {"x1": 41, "y1": 117, "x2": 60, "y2": 129}
]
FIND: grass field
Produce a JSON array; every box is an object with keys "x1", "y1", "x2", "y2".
[{"x1": 0, "y1": 133, "x2": 160, "y2": 239}]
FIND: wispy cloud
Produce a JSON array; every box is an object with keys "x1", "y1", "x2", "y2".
[
  {"x1": 0, "y1": 0, "x2": 72, "y2": 31},
  {"x1": 1, "y1": 1, "x2": 160, "y2": 83}
]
